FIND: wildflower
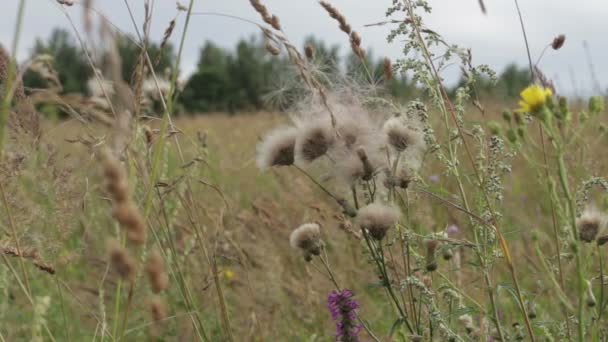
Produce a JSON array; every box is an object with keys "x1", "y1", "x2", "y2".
[
  {"x1": 357, "y1": 203, "x2": 401, "y2": 240},
  {"x1": 576, "y1": 206, "x2": 606, "y2": 243},
  {"x1": 289, "y1": 223, "x2": 323, "y2": 261},
  {"x1": 327, "y1": 289, "x2": 361, "y2": 342},
  {"x1": 446, "y1": 224, "x2": 460, "y2": 237},
  {"x1": 223, "y1": 269, "x2": 235, "y2": 280},
  {"x1": 516, "y1": 84, "x2": 552, "y2": 114},
  {"x1": 256, "y1": 126, "x2": 298, "y2": 168},
  {"x1": 295, "y1": 123, "x2": 334, "y2": 163}
]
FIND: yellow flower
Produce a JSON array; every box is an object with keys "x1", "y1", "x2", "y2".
[
  {"x1": 223, "y1": 269, "x2": 235, "y2": 280},
  {"x1": 516, "y1": 84, "x2": 553, "y2": 113}
]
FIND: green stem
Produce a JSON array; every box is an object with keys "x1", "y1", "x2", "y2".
[{"x1": 556, "y1": 149, "x2": 586, "y2": 341}]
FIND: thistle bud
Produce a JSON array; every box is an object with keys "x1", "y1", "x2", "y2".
[
  {"x1": 589, "y1": 96, "x2": 604, "y2": 115},
  {"x1": 425, "y1": 240, "x2": 439, "y2": 272},
  {"x1": 551, "y1": 34, "x2": 566, "y2": 50},
  {"x1": 586, "y1": 280, "x2": 597, "y2": 307}
]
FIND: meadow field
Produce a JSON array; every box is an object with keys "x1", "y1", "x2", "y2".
[{"x1": 2, "y1": 0, "x2": 608, "y2": 341}]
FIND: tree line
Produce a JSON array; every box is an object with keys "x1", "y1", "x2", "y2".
[{"x1": 20, "y1": 28, "x2": 531, "y2": 115}]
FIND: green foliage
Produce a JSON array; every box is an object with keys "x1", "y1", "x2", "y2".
[
  {"x1": 114, "y1": 35, "x2": 175, "y2": 84},
  {"x1": 23, "y1": 28, "x2": 91, "y2": 94}
]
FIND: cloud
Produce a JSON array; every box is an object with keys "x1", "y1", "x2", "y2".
[{"x1": 1, "y1": 0, "x2": 607, "y2": 95}]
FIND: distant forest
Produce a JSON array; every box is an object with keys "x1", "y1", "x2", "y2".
[{"x1": 20, "y1": 28, "x2": 532, "y2": 114}]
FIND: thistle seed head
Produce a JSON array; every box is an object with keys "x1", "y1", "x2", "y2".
[
  {"x1": 357, "y1": 203, "x2": 401, "y2": 240},
  {"x1": 383, "y1": 116, "x2": 423, "y2": 152},
  {"x1": 577, "y1": 206, "x2": 607, "y2": 243},
  {"x1": 290, "y1": 223, "x2": 323, "y2": 259},
  {"x1": 256, "y1": 126, "x2": 297, "y2": 168},
  {"x1": 295, "y1": 123, "x2": 334, "y2": 163}
]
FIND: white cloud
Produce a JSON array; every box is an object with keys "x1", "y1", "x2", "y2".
[{"x1": 1, "y1": 0, "x2": 607, "y2": 95}]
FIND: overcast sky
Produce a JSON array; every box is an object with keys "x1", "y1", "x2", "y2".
[{"x1": 2, "y1": 0, "x2": 607, "y2": 95}]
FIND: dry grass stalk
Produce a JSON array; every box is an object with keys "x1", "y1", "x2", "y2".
[
  {"x1": 1, "y1": 245, "x2": 55, "y2": 275},
  {"x1": 157, "y1": 19, "x2": 176, "y2": 66},
  {"x1": 56, "y1": 0, "x2": 74, "y2": 6},
  {"x1": 250, "y1": 0, "x2": 282, "y2": 30},
  {"x1": 319, "y1": 1, "x2": 351, "y2": 34},
  {"x1": 101, "y1": 151, "x2": 147, "y2": 244},
  {"x1": 145, "y1": 249, "x2": 169, "y2": 293},
  {"x1": 478, "y1": 0, "x2": 487, "y2": 14},
  {"x1": 0, "y1": 46, "x2": 40, "y2": 139},
  {"x1": 304, "y1": 44, "x2": 315, "y2": 61},
  {"x1": 150, "y1": 297, "x2": 168, "y2": 322},
  {"x1": 319, "y1": 2, "x2": 364, "y2": 57},
  {"x1": 265, "y1": 41, "x2": 281, "y2": 56},
  {"x1": 383, "y1": 57, "x2": 393, "y2": 81},
  {"x1": 107, "y1": 239, "x2": 136, "y2": 281}
]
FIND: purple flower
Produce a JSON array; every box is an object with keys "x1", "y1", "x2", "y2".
[
  {"x1": 327, "y1": 289, "x2": 361, "y2": 341},
  {"x1": 429, "y1": 174, "x2": 440, "y2": 183},
  {"x1": 446, "y1": 224, "x2": 460, "y2": 237}
]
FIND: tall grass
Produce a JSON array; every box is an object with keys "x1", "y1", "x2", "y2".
[{"x1": 0, "y1": 0, "x2": 607, "y2": 341}]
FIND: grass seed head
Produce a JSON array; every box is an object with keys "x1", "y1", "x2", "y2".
[
  {"x1": 107, "y1": 239, "x2": 136, "y2": 281},
  {"x1": 304, "y1": 44, "x2": 315, "y2": 60},
  {"x1": 146, "y1": 249, "x2": 169, "y2": 293},
  {"x1": 113, "y1": 203, "x2": 147, "y2": 244},
  {"x1": 383, "y1": 57, "x2": 393, "y2": 81},
  {"x1": 150, "y1": 297, "x2": 168, "y2": 322}
]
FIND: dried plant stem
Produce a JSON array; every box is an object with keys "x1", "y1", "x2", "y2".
[
  {"x1": 155, "y1": 190, "x2": 209, "y2": 341},
  {"x1": 0, "y1": 0, "x2": 27, "y2": 152},
  {"x1": 118, "y1": 281, "x2": 135, "y2": 341},
  {"x1": 0, "y1": 181, "x2": 31, "y2": 293},
  {"x1": 403, "y1": 1, "x2": 534, "y2": 338},
  {"x1": 176, "y1": 189, "x2": 233, "y2": 342},
  {"x1": 361, "y1": 229, "x2": 414, "y2": 334},
  {"x1": 513, "y1": 0, "x2": 535, "y2": 81}
]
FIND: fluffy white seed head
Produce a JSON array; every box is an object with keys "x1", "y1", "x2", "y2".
[
  {"x1": 256, "y1": 126, "x2": 298, "y2": 169},
  {"x1": 294, "y1": 122, "x2": 335, "y2": 164},
  {"x1": 357, "y1": 203, "x2": 401, "y2": 240},
  {"x1": 383, "y1": 116, "x2": 424, "y2": 152},
  {"x1": 290, "y1": 223, "x2": 322, "y2": 259},
  {"x1": 577, "y1": 206, "x2": 607, "y2": 243}
]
